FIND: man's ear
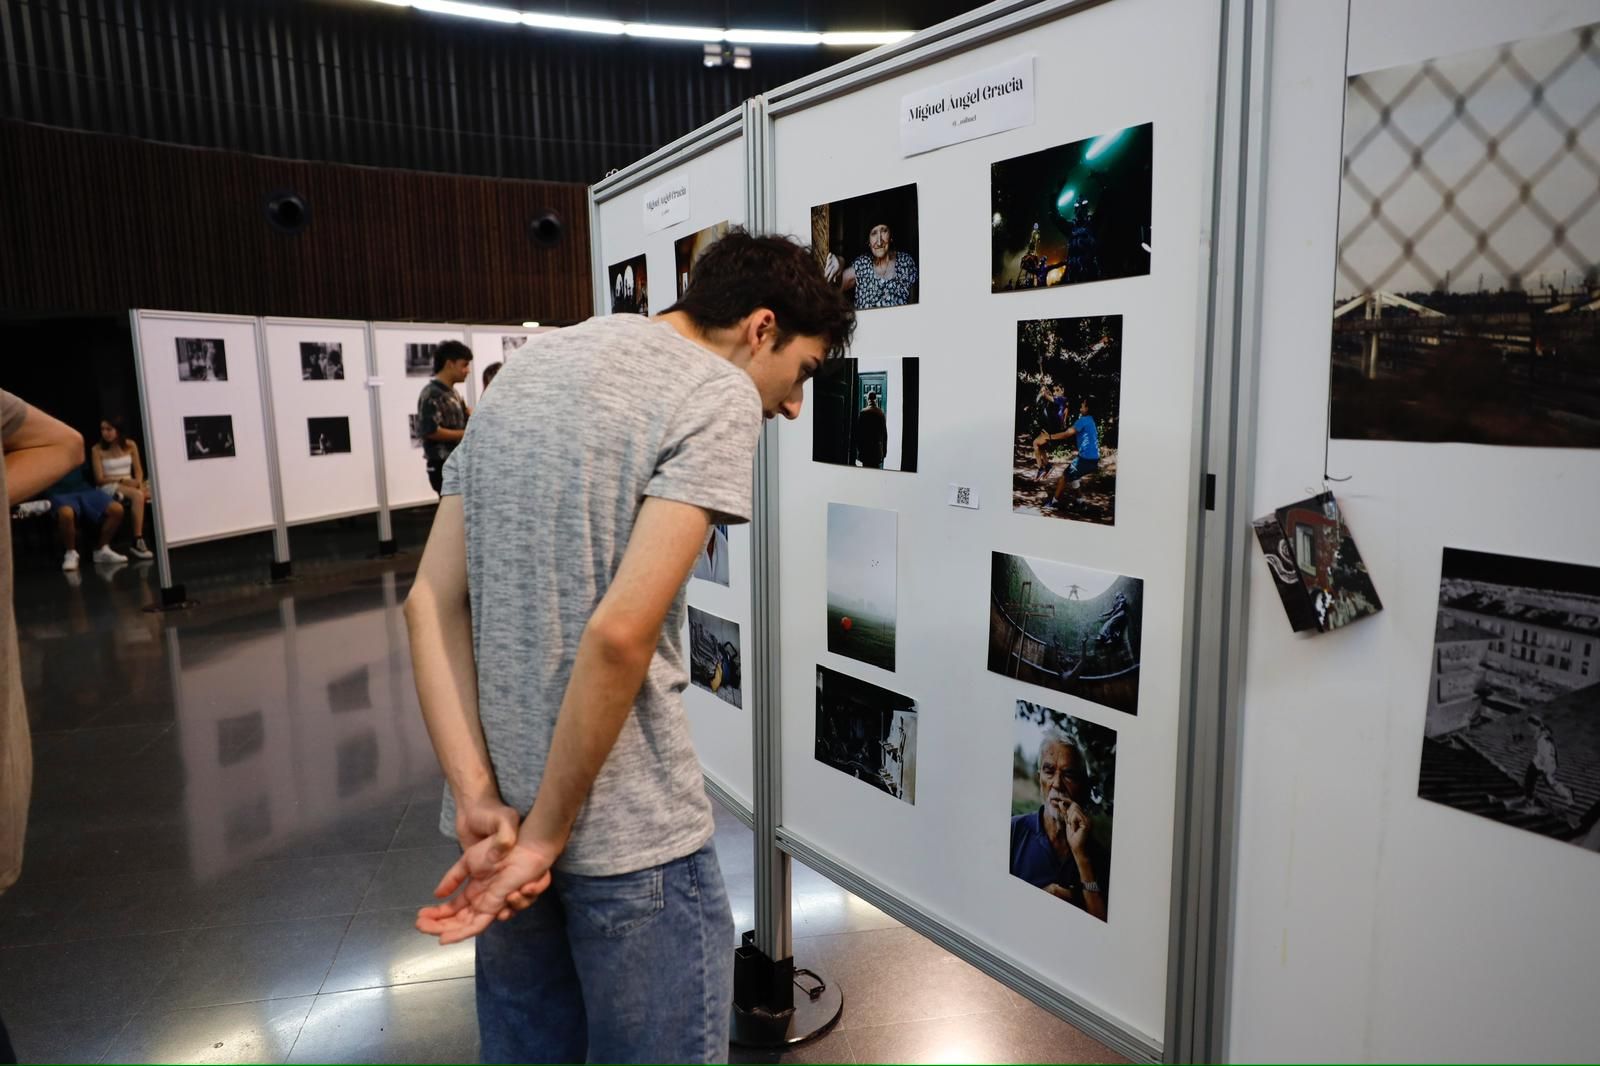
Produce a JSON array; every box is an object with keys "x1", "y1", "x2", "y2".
[{"x1": 748, "y1": 308, "x2": 778, "y2": 351}]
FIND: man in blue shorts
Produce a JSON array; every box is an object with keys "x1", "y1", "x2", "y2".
[{"x1": 46, "y1": 466, "x2": 127, "y2": 571}]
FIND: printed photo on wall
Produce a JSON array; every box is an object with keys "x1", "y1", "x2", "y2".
[
  {"x1": 827, "y1": 503, "x2": 897, "y2": 672},
  {"x1": 307, "y1": 416, "x2": 352, "y2": 456},
  {"x1": 1011, "y1": 701, "x2": 1116, "y2": 922},
  {"x1": 1329, "y1": 22, "x2": 1600, "y2": 448},
  {"x1": 1251, "y1": 491, "x2": 1381, "y2": 634},
  {"x1": 1013, "y1": 315, "x2": 1121, "y2": 523},
  {"x1": 692, "y1": 523, "x2": 730, "y2": 586},
  {"x1": 815, "y1": 664, "x2": 917, "y2": 804},
  {"x1": 1418, "y1": 549, "x2": 1600, "y2": 853},
  {"x1": 501, "y1": 335, "x2": 531, "y2": 357},
  {"x1": 989, "y1": 551, "x2": 1142, "y2": 716},
  {"x1": 176, "y1": 338, "x2": 228, "y2": 382},
  {"x1": 407, "y1": 413, "x2": 423, "y2": 448},
  {"x1": 404, "y1": 342, "x2": 438, "y2": 377},
  {"x1": 811, "y1": 184, "x2": 920, "y2": 311},
  {"x1": 812, "y1": 358, "x2": 919, "y2": 472},
  {"x1": 991, "y1": 122, "x2": 1153, "y2": 293},
  {"x1": 183, "y1": 415, "x2": 236, "y2": 461},
  {"x1": 609, "y1": 254, "x2": 649, "y2": 315},
  {"x1": 675, "y1": 220, "x2": 731, "y2": 298},
  {"x1": 300, "y1": 341, "x2": 345, "y2": 381},
  {"x1": 687, "y1": 606, "x2": 742, "y2": 709}
]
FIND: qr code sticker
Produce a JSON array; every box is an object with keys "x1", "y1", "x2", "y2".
[{"x1": 948, "y1": 484, "x2": 978, "y2": 510}]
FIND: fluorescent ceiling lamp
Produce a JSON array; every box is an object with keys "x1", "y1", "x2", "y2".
[
  {"x1": 625, "y1": 23, "x2": 724, "y2": 42},
  {"x1": 724, "y1": 29, "x2": 822, "y2": 45},
  {"x1": 411, "y1": 0, "x2": 522, "y2": 24},
  {"x1": 820, "y1": 30, "x2": 914, "y2": 46},
  {"x1": 523, "y1": 12, "x2": 623, "y2": 33},
  {"x1": 521, "y1": 321, "x2": 541, "y2": 327}
]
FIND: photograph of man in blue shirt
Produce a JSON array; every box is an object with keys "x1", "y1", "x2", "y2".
[{"x1": 1009, "y1": 709, "x2": 1113, "y2": 922}]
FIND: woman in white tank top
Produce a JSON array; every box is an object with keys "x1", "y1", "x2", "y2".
[{"x1": 91, "y1": 418, "x2": 154, "y2": 560}]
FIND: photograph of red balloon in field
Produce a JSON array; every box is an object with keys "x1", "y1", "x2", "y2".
[{"x1": 826, "y1": 502, "x2": 897, "y2": 672}]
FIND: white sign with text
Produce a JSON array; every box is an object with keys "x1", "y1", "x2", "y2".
[
  {"x1": 900, "y1": 54, "x2": 1035, "y2": 157},
  {"x1": 642, "y1": 180, "x2": 691, "y2": 232}
]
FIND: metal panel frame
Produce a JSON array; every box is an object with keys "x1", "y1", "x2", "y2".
[
  {"x1": 590, "y1": 107, "x2": 744, "y2": 204},
  {"x1": 250, "y1": 315, "x2": 293, "y2": 569}
]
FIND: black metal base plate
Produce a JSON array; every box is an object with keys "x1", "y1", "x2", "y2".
[
  {"x1": 730, "y1": 972, "x2": 843, "y2": 1049},
  {"x1": 144, "y1": 584, "x2": 196, "y2": 612}
]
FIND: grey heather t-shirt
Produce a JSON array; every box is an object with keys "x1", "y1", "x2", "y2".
[{"x1": 438, "y1": 314, "x2": 763, "y2": 875}]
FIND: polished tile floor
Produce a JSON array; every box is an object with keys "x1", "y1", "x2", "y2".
[{"x1": 5, "y1": 549, "x2": 1126, "y2": 1064}]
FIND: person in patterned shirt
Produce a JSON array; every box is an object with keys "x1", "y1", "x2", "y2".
[
  {"x1": 417, "y1": 340, "x2": 473, "y2": 495},
  {"x1": 825, "y1": 220, "x2": 919, "y2": 310}
]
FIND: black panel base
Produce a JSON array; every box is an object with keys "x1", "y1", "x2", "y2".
[
  {"x1": 144, "y1": 584, "x2": 195, "y2": 613},
  {"x1": 729, "y1": 933, "x2": 842, "y2": 1049},
  {"x1": 268, "y1": 560, "x2": 294, "y2": 583},
  {"x1": 377, "y1": 537, "x2": 398, "y2": 558}
]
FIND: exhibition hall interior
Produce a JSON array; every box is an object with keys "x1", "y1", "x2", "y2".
[{"x1": 1, "y1": 0, "x2": 1597, "y2": 1063}]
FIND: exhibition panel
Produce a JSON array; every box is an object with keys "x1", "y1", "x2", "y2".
[
  {"x1": 1228, "y1": 0, "x2": 1600, "y2": 1060},
  {"x1": 371, "y1": 323, "x2": 470, "y2": 511},
  {"x1": 766, "y1": 0, "x2": 1224, "y2": 1052},
  {"x1": 466, "y1": 326, "x2": 555, "y2": 372},
  {"x1": 260, "y1": 318, "x2": 380, "y2": 526}
]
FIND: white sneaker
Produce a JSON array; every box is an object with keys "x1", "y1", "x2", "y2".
[
  {"x1": 13, "y1": 500, "x2": 51, "y2": 518},
  {"x1": 92, "y1": 545, "x2": 127, "y2": 565},
  {"x1": 128, "y1": 539, "x2": 154, "y2": 560},
  {"x1": 62, "y1": 549, "x2": 80, "y2": 572}
]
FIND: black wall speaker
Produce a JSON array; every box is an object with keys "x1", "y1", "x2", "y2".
[
  {"x1": 265, "y1": 190, "x2": 311, "y2": 235},
  {"x1": 528, "y1": 209, "x2": 563, "y2": 247}
]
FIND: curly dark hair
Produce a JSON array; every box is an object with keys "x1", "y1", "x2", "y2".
[
  {"x1": 662, "y1": 229, "x2": 855, "y2": 361},
  {"x1": 432, "y1": 339, "x2": 473, "y2": 373}
]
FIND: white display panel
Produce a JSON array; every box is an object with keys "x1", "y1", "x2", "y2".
[
  {"x1": 133, "y1": 311, "x2": 276, "y2": 546},
  {"x1": 261, "y1": 319, "x2": 379, "y2": 526},
  {"x1": 1228, "y1": 1, "x2": 1600, "y2": 1061},
  {"x1": 770, "y1": 0, "x2": 1221, "y2": 1044},
  {"x1": 593, "y1": 129, "x2": 755, "y2": 810},
  {"x1": 372, "y1": 324, "x2": 470, "y2": 510},
  {"x1": 467, "y1": 325, "x2": 558, "y2": 376}
]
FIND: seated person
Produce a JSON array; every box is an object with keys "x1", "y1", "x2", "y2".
[
  {"x1": 90, "y1": 417, "x2": 154, "y2": 560},
  {"x1": 44, "y1": 467, "x2": 126, "y2": 571}
]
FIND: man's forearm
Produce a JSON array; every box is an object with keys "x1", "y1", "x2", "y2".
[
  {"x1": 405, "y1": 584, "x2": 498, "y2": 805},
  {"x1": 425, "y1": 428, "x2": 466, "y2": 444}
]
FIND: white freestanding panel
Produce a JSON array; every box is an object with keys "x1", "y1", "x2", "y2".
[
  {"x1": 769, "y1": 0, "x2": 1222, "y2": 1048},
  {"x1": 371, "y1": 324, "x2": 470, "y2": 510},
  {"x1": 261, "y1": 318, "x2": 380, "y2": 525},
  {"x1": 1227, "y1": 1, "x2": 1600, "y2": 1061},
  {"x1": 132, "y1": 311, "x2": 276, "y2": 547},
  {"x1": 467, "y1": 326, "x2": 557, "y2": 373}
]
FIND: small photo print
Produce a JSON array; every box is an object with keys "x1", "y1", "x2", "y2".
[
  {"x1": 183, "y1": 415, "x2": 236, "y2": 461},
  {"x1": 815, "y1": 664, "x2": 917, "y2": 804},
  {"x1": 812, "y1": 358, "x2": 919, "y2": 472},
  {"x1": 1252, "y1": 491, "x2": 1382, "y2": 634},
  {"x1": 1013, "y1": 316, "x2": 1121, "y2": 524},
  {"x1": 307, "y1": 416, "x2": 352, "y2": 456},
  {"x1": 407, "y1": 413, "x2": 423, "y2": 448},
  {"x1": 827, "y1": 503, "x2": 897, "y2": 672},
  {"x1": 991, "y1": 122, "x2": 1153, "y2": 292},
  {"x1": 405, "y1": 342, "x2": 438, "y2": 377},
  {"x1": 811, "y1": 183, "x2": 920, "y2": 311},
  {"x1": 300, "y1": 341, "x2": 345, "y2": 380},
  {"x1": 176, "y1": 337, "x2": 228, "y2": 382},
  {"x1": 989, "y1": 551, "x2": 1143, "y2": 716},
  {"x1": 693, "y1": 523, "x2": 730, "y2": 586},
  {"x1": 1012, "y1": 701, "x2": 1117, "y2": 921},
  {"x1": 675, "y1": 220, "x2": 731, "y2": 298},
  {"x1": 609, "y1": 254, "x2": 649, "y2": 316},
  {"x1": 1418, "y1": 548, "x2": 1600, "y2": 852},
  {"x1": 688, "y1": 606, "x2": 742, "y2": 708},
  {"x1": 501, "y1": 334, "x2": 531, "y2": 357}
]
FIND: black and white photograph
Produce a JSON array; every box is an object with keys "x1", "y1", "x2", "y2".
[
  {"x1": 299, "y1": 341, "x2": 345, "y2": 380},
  {"x1": 989, "y1": 551, "x2": 1143, "y2": 716},
  {"x1": 1418, "y1": 549, "x2": 1600, "y2": 852},
  {"x1": 1252, "y1": 491, "x2": 1382, "y2": 634},
  {"x1": 501, "y1": 334, "x2": 531, "y2": 357},
  {"x1": 815, "y1": 664, "x2": 917, "y2": 804},
  {"x1": 183, "y1": 415, "x2": 236, "y2": 461},
  {"x1": 307, "y1": 416, "x2": 352, "y2": 456},
  {"x1": 692, "y1": 523, "x2": 730, "y2": 586},
  {"x1": 812, "y1": 357, "x2": 919, "y2": 472},
  {"x1": 408, "y1": 413, "x2": 423, "y2": 448},
  {"x1": 1330, "y1": 23, "x2": 1600, "y2": 448},
  {"x1": 608, "y1": 254, "x2": 649, "y2": 316},
  {"x1": 675, "y1": 220, "x2": 731, "y2": 298},
  {"x1": 992, "y1": 122, "x2": 1153, "y2": 293},
  {"x1": 811, "y1": 183, "x2": 920, "y2": 311},
  {"x1": 827, "y1": 503, "x2": 897, "y2": 672},
  {"x1": 1012, "y1": 700, "x2": 1117, "y2": 922},
  {"x1": 687, "y1": 606, "x2": 742, "y2": 709},
  {"x1": 404, "y1": 342, "x2": 439, "y2": 377},
  {"x1": 1013, "y1": 315, "x2": 1121, "y2": 523},
  {"x1": 176, "y1": 337, "x2": 229, "y2": 382}
]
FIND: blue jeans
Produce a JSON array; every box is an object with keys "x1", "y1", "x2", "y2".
[{"x1": 475, "y1": 841, "x2": 734, "y2": 1064}]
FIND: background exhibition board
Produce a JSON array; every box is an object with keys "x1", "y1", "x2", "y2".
[
  {"x1": 1228, "y1": 0, "x2": 1600, "y2": 1061},
  {"x1": 370, "y1": 323, "x2": 470, "y2": 511},
  {"x1": 467, "y1": 326, "x2": 555, "y2": 370},
  {"x1": 589, "y1": 112, "x2": 756, "y2": 811},
  {"x1": 132, "y1": 311, "x2": 277, "y2": 546},
  {"x1": 769, "y1": 0, "x2": 1221, "y2": 1047},
  {"x1": 260, "y1": 318, "x2": 379, "y2": 526}
]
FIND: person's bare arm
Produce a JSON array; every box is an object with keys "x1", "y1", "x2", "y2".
[
  {"x1": 130, "y1": 441, "x2": 147, "y2": 487},
  {"x1": 425, "y1": 427, "x2": 466, "y2": 443},
  {"x1": 90, "y1": 445, "x2": 109, "y2": 485},
  {"x1": 4, "y1": 403, "x2": 84, "y2": 501}
]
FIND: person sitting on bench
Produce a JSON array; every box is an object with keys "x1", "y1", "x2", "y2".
[{"x1": 44, "y1": 467, "x2": 126, "y2": 571}]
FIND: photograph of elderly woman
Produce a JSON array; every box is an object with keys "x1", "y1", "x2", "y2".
[{"x1": 811, "y1": 183, "x2": 920, "y2": 311}]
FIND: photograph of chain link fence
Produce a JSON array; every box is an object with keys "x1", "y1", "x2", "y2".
[{"x1": 1329, "y1": 23, "x2": 1600, "y2": 448}]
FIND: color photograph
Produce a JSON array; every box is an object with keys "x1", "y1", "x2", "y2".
[
  {"x1": 1254, "y1": 491, "x2": 1382, "y2": 634},
  {"x1": 307, "y1": 416, "x2": 352, "y2": 456},
  {"x1": 989, "y1": 551, "x2": 1143, "y2": 716},
  {"x1": 300, "y1": 341, "x2": 345, "y2": 381},
  {"x1": 687, "y1": 606, "x2": 742, "y2": 709},
  {"x1": 183, "y1": 415, "x2": 236, "y2": 460},
  {"x1": 811, "y1": 183, "x2": 920, "y2": 311},
  {"x1": 176, "y1": 337, "x2": 228, "y2": 382},
  {"x1": 404, "y1": 342, "x2": 437, "y2": 377},
  {"x1": 812, "y1": 357, "x2": 919, "y2": 472},
  {"x1": 1418, "y1": 549, "x2": 1600, "y2": 852},
  {"x1": 609, "y1": 254, "x2": 649, "y2": 316},
  {"x1": 692, "y1": 523, "x2": 730, "y2": 586},
  {"x1": 1012, "y1": 700, "x2": 1117, "y2": 922},
  {"x1": 1013, "y1": 315, "x2": 1120, "y2": 523},
  {"x1": 1329, "y1": 23, "x2": 1600, "y2": 448},
  {"x1": 675, "y1": 220, "x2": 731, "y2": 298},
  {"x1": 815, "y1": 664, "x2": 917, "y2": 804},
  {"x1": 827, "y1": 503, "x2": 897, "y2": 672},
  {"x1": 991, "y1": 122, "x2": 1153, "y2": 292}
]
